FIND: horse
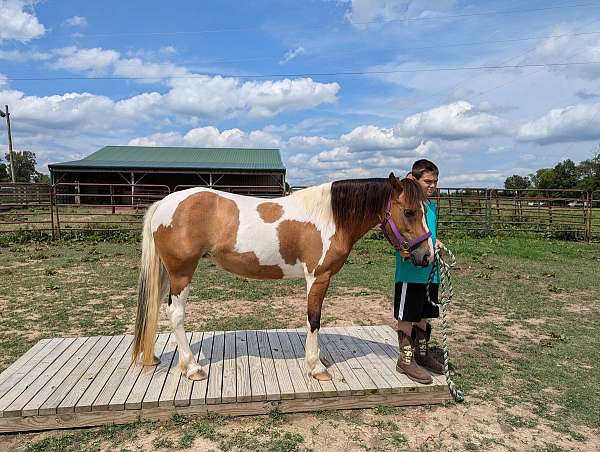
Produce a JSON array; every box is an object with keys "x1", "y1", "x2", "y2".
[{"x1": 132, "y1": 173, "x2": 434, "y2": 382}]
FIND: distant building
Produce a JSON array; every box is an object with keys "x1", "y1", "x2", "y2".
[{"x1": 49, "y1": 145, "x2": 286, "y2": 205}]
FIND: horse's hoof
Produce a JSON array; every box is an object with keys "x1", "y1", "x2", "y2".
[
  {"x1": 312, "y1": 369, "x2": 332, "y2": 381},
  {"x1": 151, "y1": 355, "x2": 161, "y2": 366},
  {"x1": 187, "y1": 368, "x2": 208, "y2": 381}
]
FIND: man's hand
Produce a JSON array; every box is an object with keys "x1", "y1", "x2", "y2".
[{"x1": 436, "y1": 239, "x2": 444, "y2": 251}]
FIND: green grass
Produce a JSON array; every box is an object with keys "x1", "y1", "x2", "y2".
[{"x1": 0, "y1": 233, "x2": 598, "y2": 450}]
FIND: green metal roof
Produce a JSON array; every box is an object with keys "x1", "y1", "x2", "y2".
[{"x1": 49, "y1": 145, "x2": 286, "y2": 171}]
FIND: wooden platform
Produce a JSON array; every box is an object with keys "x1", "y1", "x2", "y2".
[{"x1": 0, "y1": 325, "x2": 451, "y2": 433}]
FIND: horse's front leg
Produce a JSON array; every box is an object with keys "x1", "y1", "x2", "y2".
[{"x1": 305, "y1": 273, "x2": 332, "y2": 381}]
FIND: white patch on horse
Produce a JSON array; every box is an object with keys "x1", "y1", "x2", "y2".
[
  {"x1": 422, "y1": 203, "x2": 435, "y2": 263},
  {"x1": 305, "y1": 317, "x2": 327, "y2": 376}
]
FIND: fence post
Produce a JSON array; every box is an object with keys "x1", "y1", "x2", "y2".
[
  {"x1": 49, "y1": 184, "x2": 56, "y2": 240},
  {"x1": 485, "y1": 189, "x2": 492, "y2": 234},
  {"x1": 585, "y1": 192, "x2": 592, "y2": 242}
]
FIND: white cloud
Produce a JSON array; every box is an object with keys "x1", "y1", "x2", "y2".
[
  {"x1": 518, "y1": 103, "x2": 600, "y2": 144},
  {"x1": 52, "y1": 47, "x2": 121, "y2": 73},
  {"x1": 340, "y1": 124, "x2": 420, "y2": 151},
  {"x1": 0, "y1": 49, "x2": 51, "y2": 62},
  {"x1": 64, "y1": 16, "x2": 87, "y2": 27},
  {"x1": 0, "y1": 0, "x2": 45, "y2": 42},
  {"x1": 280, "y1": 46, "x2": 305, "y2": 64},
  {"x1": 396, "y1": 101, "x2": 508, "y2": 140},
  {"x1": 287, "y1": 135, "x2": 337, "y2": 149},
  {"x1": 129, "y1": 126, "x2": 281, "y2": 149},
  {"x1": 532, "y1": 25, "x2": 600, "y2": 80},
  {"x1": 0, "y1": 74, "x2": 7, "y2": 87},
  {"x1": 51, "y1": 46, "x2": 189, "y2": 80},
  {"x1": 0, "y1": 89, "x2": 160, "y2": 131},
  {"x1": 164, "y1": 76, "x2": 339, "y2": 118},
  {"x1": 345, "y1": 0, "x2": 455, "y2": 28},
  {"x1": 442, "y1": 171, "x2": 505, "y2": 185}
]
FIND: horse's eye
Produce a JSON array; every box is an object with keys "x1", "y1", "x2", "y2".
[{"x1": 404, "y1": 209, "x2": 416, "y2": 218}]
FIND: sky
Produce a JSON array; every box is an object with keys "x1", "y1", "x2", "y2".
[{"x1": 1, "y1": 0, "x2": 600, "y2": 187}]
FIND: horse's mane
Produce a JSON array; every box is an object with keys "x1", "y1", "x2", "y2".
[{"x1": 330, "y1": 177, "x2": 425, "y2": 230}]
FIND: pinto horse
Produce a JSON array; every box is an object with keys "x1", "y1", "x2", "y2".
[{"x1": 133, "y1": 173, "x2": 433, "y2": 381}]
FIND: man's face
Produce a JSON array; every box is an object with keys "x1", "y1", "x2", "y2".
[{"x1": 416, "y1": 171, "x2": 438, "y2": 197}]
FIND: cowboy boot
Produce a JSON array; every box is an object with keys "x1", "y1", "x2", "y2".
[
  {"x1": 414, "y1": 323, "x2": 444, "y2": 375},
  {"x1": 396, "y1": 330, "x2": 432, "y2": 384}
]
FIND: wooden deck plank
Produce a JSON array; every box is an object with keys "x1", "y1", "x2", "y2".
[
  {"x1": 287, "y1": 330, "x2": 334, "y2": 398},
  {"x1": 365, "y1": 326, "x2": 430, "y2": 390},
  {"x1": 245, "y1": 330, "x2": 267, "y2": 402},
  {"x1": 372, "y1": 325, "x2": 446, "y2": 390},
  {"x1": 318, "y1": 329, "x2": 364, "y2": 396},
  {"x1": 109, "y1": 334, "x2": 166, "y2": 411},
  {"x1": 125, "y1": 333, "x2": 170, "y2": 410},
  {"x1": 0, "y1": 390, "x2": 452, "y2": 434},
  {"x1": 235, "y1": 331, "x2": 252, "y2": 403},
  {"x1": 0, "y1": 339, "x2": 64, "y2": 402},
  {"x1": 22, "y1": 337, "x2": 101, "y2": 417},
  {"x1": 158, "y1": 333, "x2": 192, "y2": 408},
  {"x1": 266, "y1": 330, "x2": 295, "y2": 400},
  {"x1": 190, "y1": 331, "x2": 214, "y2": 406},
  {"x1": 256, "y1": 330, "x2": 281, "y2": 401},
  {"x1": 221, "y1": 331, "x2": 237, "y2": 403},
  {"x1": 206, "y1": 331, "x2": 225, "y2": 405},
  {"x1": 93, "y1": 335, "x2": 148, "y2": 412},
  {"x1": 75, "y1": 335, "x2": 132, "y2": 413},
  {"x1": 344, "y1": 327, "x2": 407, "y2": 394},
  {"x1": 0, "y1": 339, "x2": 51, "y2": 389},
  {"x1": 142, "y1": 333, "x2": 176, "y2": 409},
  {"x1": 174, "y1": 331, "x2": 204, "y2": 407},
  {"x1": 58, "y1": 335, "x2": 125, "y2": 414},
  {"x1": 39, "y1": 336, "x2": 114, "y2": 416},
  {"x1": 276, "y1": 330, "x2": 310, "y2": 399},
  {"x1": 324, "y1": 327, "x2": 378, "y2": 394},
  {"x1": 338, "y1": 328, "x2": 392, "y2": 393},
  {"x1": 297, "y1": 329, "x2": 351, "y2": 397},
  {"x1": 1, "y1": 338, "x2": 84, "y2": 418}
]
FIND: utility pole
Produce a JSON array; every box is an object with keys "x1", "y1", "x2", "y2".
[{"x1": 0, "y1": 105, "x2": 16, "y2": 183}]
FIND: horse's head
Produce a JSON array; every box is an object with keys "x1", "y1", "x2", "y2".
[{"x1": 382, "y1": 172, "x2": 434, "y2": 267}]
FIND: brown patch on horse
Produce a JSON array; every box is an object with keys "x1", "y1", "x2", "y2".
[
  {"x1": 277, "y1": 220, "x2": 323, "y2": 273},
  {"x1": 154, "y1": 191, "x2": 284, "y2": 293},
  {"x1": 257, "y1": 202, "x2": 284, "y2": 223}
]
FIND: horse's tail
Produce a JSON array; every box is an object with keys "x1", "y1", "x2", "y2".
[{"x1": 132, "y1": 201, "x2": 168, "y2": 366}]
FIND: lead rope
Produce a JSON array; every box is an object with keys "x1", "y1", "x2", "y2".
[{"x1": 426, "y1": 244, "x2": 465, "y2": 402}]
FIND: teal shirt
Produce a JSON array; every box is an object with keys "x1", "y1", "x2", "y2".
[{"x1": 394, "y1": 200, "x2": 439, "y2": 284}]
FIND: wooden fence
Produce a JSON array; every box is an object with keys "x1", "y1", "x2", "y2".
[{"x1": 1, "y1": 183, "x2": 599, "y2": 242}]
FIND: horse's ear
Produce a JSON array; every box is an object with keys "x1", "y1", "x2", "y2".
[{"x1": 388, "y1": 172, "x2": 402, "y2": 192}]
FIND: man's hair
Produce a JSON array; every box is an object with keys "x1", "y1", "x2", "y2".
[{"x1": 411, "y1": 159, "x2": 439, "y2": 179}]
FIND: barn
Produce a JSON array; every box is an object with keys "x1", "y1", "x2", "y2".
[{"x1": 48, "y1": 145, "x2": 287, "y2": 205}]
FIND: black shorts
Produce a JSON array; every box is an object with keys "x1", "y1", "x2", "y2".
[{"x1": 393, "y1": 282, "x2": 439, "y2": 322}]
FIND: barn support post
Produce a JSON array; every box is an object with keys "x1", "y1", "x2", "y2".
[{"x1": 131, "y1": 172, "x2": 134, "y2": 206}]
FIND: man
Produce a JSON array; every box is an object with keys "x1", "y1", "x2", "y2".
[{"x1": 394, "y1": 159, "x2": 444, "y2": 384}]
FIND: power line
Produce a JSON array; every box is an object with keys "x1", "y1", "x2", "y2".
[
  {"x1": 6, "y1": 61, "x2": 600, "y2": 82},
  {"x1": 70, "y1": 2, "x2": 600, "y2": 38},
  {"x1": 193, "y1": 30, "x2": 600, "y2": 65}
]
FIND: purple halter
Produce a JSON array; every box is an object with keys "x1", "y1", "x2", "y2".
[{"x1": 379, "y1": 196, "x2": 432, "y2": 252}]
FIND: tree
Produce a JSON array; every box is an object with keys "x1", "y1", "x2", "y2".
[
  {"x1": 5, "y1": 150, "x2": 37, "y2": 182},
  {"x1": 530, "y1": 159, "x2": 578, "y2": 190},
  {"x1": 0, "y1": 162, "x2": 7, "y2": 181},
  {"x1": 504, "y1": 174, "x2": 531, "y2": 190},
  {"x1": 576, "y1": 152, "x2": 600, "y2": 192}
]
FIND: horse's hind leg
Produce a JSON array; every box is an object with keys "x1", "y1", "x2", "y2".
[
  {"x1": 167, "y1": 273, "x2": 207, "y2": 381},
  {"x1": 305, "y1": 273, "x2": 332, "y2": 381}
]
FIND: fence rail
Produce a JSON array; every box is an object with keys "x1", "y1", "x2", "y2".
[{"x1": 1, "y1": 183, "x2": 599, "y2": 241}]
